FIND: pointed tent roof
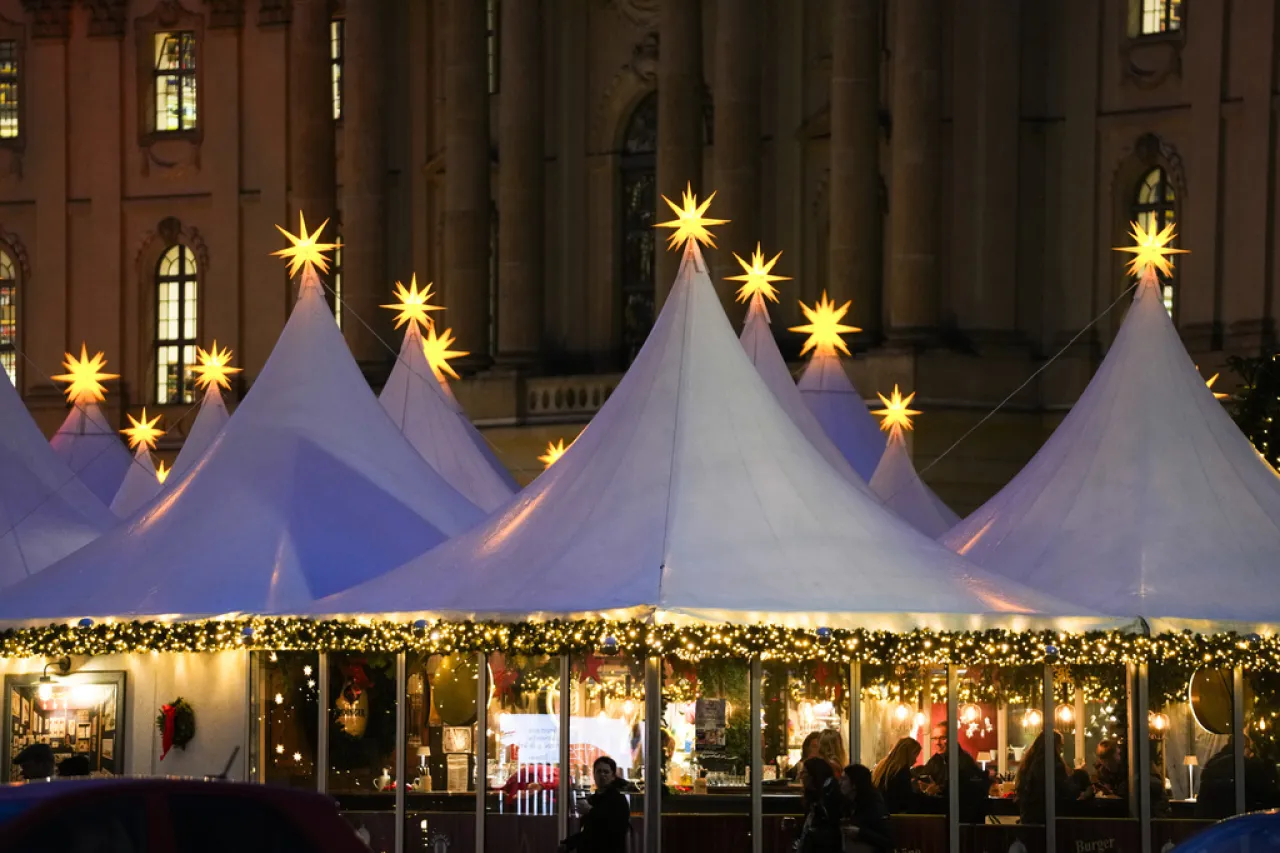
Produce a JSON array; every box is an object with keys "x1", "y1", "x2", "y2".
[
  {"x1": 739, "y1": 293, "x2": 873, "y2": 494},
  {"x1": 166, "y1": 383, "x2": 230, "y2": 485},
  {"x1": 379, "y1": 324, "x2": 516, "y2": 512},
  {"x1": 0, "y1": 267, "x2": 484, "y2": 622},
  {"x1": 943, "y1": 269, "x2": 1280, "y2": 630},
  {"x1": 49, "y1": 402, "x2": 132, "y2": 505},
  {"x1": 870, "y1": 430, "x2": 960, "y2": 539},
  {"x1": 110, "y1": 447, "x2": 161, "y2": 518},
  {"x1": 316, "y1": 242, "x2": 1104, "y2": 631},
  {"x1": 796, "y1": 350, "x2": 887, "y2": 481},
  {"x1": 0, "y1": 371, "x2": 115, "y2": 588}
]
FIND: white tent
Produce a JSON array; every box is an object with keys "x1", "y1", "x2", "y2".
[
  {"x1": 797, "y1": 350, "x2": 886, "y2": 480},
  {"x1": 870, "y1": 427, "x2": 960, "y2": 539},
  {"x1": 0, "y1": 268, "x2": 484, "y2": 621},
  {"x1": 380, "y1": 323, "x2": 516, "y2": 512},
  {"x1": 943, "y1": 269, "x2": 1280, "y2": 630},
  {"x1": 109, "y1": 447, "x2": 161, "y2": 518},
  {"x1": 0, "y1": 371, "x2": 114, "y2": 588},
  {"x1": 316, "y1": 242, "x2": 1106, "y2": 631},
  {"x1": 49, "y1": 402, "x2": 132, "y2": 505},
  {"x1": 167, "y1": 383, "x2": 230, "y2": 485},
  {"x1": 739, "y1": 293, "x2": 873, "y2": 494}
]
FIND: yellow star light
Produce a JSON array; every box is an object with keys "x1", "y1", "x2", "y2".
[
  {"x1": 538, "y1": 438, "x2": 569, "y2": 469},
  {"x1": 381, "y1": 274, "x2": 443, "y2": 331},
  {"x1": 1114, "y1": 219, "x2": 1188, "y2": 278},
  {"x1": 422, "y1": 325, "x2": 468, "y2": 382},
  {"x1": 872, "y1": 385, "x2": 923, "y2": 432},
  {"x1": 155, "y1": 460, "x2": 171, "y2": 484},
  {"x1": 121, "y1": 408, "x2": 165, "y2": 451},
  {"x1": 52, "y1": 344, "x2": 120, "y2": 404},
  {"x1": 655, "y1": 183, "x2": 729, "y2": 251},
  {"x1": 192, "y1": 341, "x2": 242, "y2": 391},
  {"x1": 790, "y1": 291, "x2": 860, "y2": 357},
  {"x1": 728, "y1": 244, "x2": 790, "y2": 304},
  {"x1": 272, "y1": 212, "x2": 339, "y2": 278},
  {"x1": 1204, "y1": 371, "x2": 1229, "y2": 401}
]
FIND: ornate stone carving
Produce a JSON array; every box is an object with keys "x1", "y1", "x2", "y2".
[
  {"x1": 258, "y1": 0, "x2": 291, "y2": 26},
  {"x1": 1111, "y1": 132, "x2": 1187, "y2": 203},
  {"x1": 0, "y1": 226, "x2": 33, "y2": 283},
  {"x1": 626, "y1": 31, "x2": 658, "y2": 83},
  {"x1": 134, "y1": 216, "x2": 210, "y2": 277},
  {"x1": 607, "y1": 0, "x2": 657, "y2": 29},
  {"x1": 20, "y1": 0, "x2": 71, "y2": 39},
  {"x1": 204, "y1": 0, "x2": 244, "y2": 28},
  {"x1": 1121, "y1": 38, "x2": 1183, "y2": 89},
  {"x1": 591, "y1": 33, "x2": 658, "y2": 153},
  {"x1": 84, "y1": 0, "x2": 128, "y2": 37}
]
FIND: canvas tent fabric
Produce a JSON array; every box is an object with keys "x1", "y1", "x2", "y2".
[
  {"x1": 797, "y1": 350, "x2": 887, "y2": 481},
  {"x1": 380, "y1": 324, "x2": 516, "y2": 512},
  {"x1": 317, "y1": 242, "x2": 1108, "y2": 631},
  {"x1": 0, "y1": 270, "x2": 484, "y2": 622},
  {"x1": 869, "y1": 430, "x2": 960, "y2": 539},
  {"x1": 109, "y1": 448, "x2": 161, "y2": 518},
  {"x1": 943, "y1": 271, "x2": 1280, "y2": 630},
  {"x1": 739, "y1": 293, "x2": 873, "y2": 494},
  {"x1": 0, "y1": 371, "x2": 115, "y2": 589},
  {"x1": 49, "y1": 402, "x2": 133, "y2": 505},
  {"x1": 165, "y1": 383, "x2": 231, "y2": 486}
]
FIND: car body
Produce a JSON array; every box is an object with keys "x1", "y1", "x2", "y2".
[
  {"x1": 0, "y1": 777, "x2": 370, "y2": 852},
  {"x1": 1174, "y1": 810, "x2": 1280, "y2": 853}
]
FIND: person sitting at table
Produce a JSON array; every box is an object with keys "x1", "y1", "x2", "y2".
[
  {"x1": 795, "y1": 757, "x2": 845, "y2": 853},
  {"x1": 839, "y1": 764, "x2": 894, "y2": 853},
  {"x1": 1088, "y1": 739, "x2": 1127, "y2": 799},
  {"x1": 1015, "y1": 731, "x2": 1079, "y2": 824},
  {"x1": 870, "y1": 737, "x2": 922, "y2": 814},
  {"x1": 789, "y1": 731, "x2": 825, "y2": 783},
  {"x1": 1195, "y1": 737, "x2": 1280, "y2": 819},
  {"x1": 819, "y1": 729, "x2": 848, "y2": 775},
  {"x1": 920, "y1": 722, "x2": 988, "y2": 824}
]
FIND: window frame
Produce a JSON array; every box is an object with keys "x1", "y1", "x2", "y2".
[
  {"x1": 617, "y1": 91, "x2": 658, "y2": 367},
  {"x1": 330, "y1": 16, "x2": 345, "y2": 121},
  {"x1": 1130, "y1": 166, "x2": 1179, "y2": 319},
  {"x1": 330, "y1": 228, "x2": 343, "y2": 328},
  {"x1": 151, "y1": 30, "x2": 198, "y2": 135},
  {"x1": 135, "y1": 5, "x2": 204, "y2": 146},
  {"x1": 486, "y1": 0, "x2": 499, "y2": 95},
  {"x1": 0, "y1": 15, "x2": 25, "y2": 150},
  {"x1": 1132, "y1": 0, "x2": 1184, "y2": 38},
  {"x1": 154, "y1": 244, "x2": 199, "y2": 405},
  {"x1": 0, "y1": 247, "x2": 16, "y2": 389}
]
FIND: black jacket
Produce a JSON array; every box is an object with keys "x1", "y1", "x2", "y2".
[
  {"x1": 798, "y1": 778, "x2": 846, "y2": 853},
  {"x1": 846, "y1": 790, "x2": 894, "y2": 851},
  {"x1": 878, "y1": 766, "x2": 917, "y2": 814},
  {"x1": 562, "y1": 781, "x2": 632, "y2": 853}
]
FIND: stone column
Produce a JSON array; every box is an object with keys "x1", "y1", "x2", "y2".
[
  {"x1": 288, "y1": 0, "x2": 337, "y2": 242},
  {"x1": 340, "y1": 0, "x2": 388, "y2": 367},
  {"x1": 496, "y1": 0, "x2": 543, "y2": 365},
  {"x1": 656, "y1": 0, "x2": 703, "y2": 303},
  {"x1": 444, "y1": 0, "x2": 492, "y2": 368},
  {"x1": 829, "y1": 0, "x2": 881, "y2": 337},
  {"x1": 886, "y1": 0, "x2": 941, "y2": 335},
  {"x1": 713, "y1": 0, "x2": 761, "y2": 315}
]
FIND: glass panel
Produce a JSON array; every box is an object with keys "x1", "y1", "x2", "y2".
[
  {"x1": 156, "y1": 345, "x2": 177, "y2": 404},
  {"x1": 332, "y1": 237, "x2": 343, "y2": 328},
  {"x1": 250, "y1": 651, "x2": 319, "y2": 788},
  {"x1": 330, "y1": 19, "x2": 344, "y2": 120},
  {"x1": 327, "y1": 653, "x2": 398, "y2": 851},
  {"x1": 154, "y1": 32, "x2": 196, "y2": 131},
  {"x1": 1, "y1": 352, "x2": 13, "y2": 386},
  {"x1": 405, "y1": 652, "x2": 479, "y2": 853},
  {"x1": 1243, "y1": 671, "x2": 1280, "y2": 813}
]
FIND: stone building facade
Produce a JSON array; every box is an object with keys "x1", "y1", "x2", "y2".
[{"x1": 0, "y1": 0, "x2": 1267, "y2": 512}]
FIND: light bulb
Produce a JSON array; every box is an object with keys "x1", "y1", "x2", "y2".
[
  {"x1": 961, "y1": 704, "x2": 981, "y2": 724},
  {"x1": 894, "y1": 703, "x2": 910, "y2": 722},
  {"x1": 1055, "y1": 704, "x2": 1075, "y2": 725},
  {"x1": 913, "y1": 712, "x2": 928, "y2": 729},
  {"x1": 1023, "y1": 709, "x2": 1043, "y2": 728},
  {"x1": 37, "y1": 681, "x2": 52, "y2": 702}
]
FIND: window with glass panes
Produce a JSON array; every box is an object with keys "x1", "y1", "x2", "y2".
[
  {"x1": 1141, "y1": 0, "x2": 1182, "y2": 34},
  {"x1": 486, "y1": 0, "x2": 499, "y2": 94},
  {"x1": 330, "y1": 18, "x2": 344, "y2": 120},
  {"x1": 155, "y1": 245, "x2": 198, "y2": 403},
  {"x1": 619, "y1": 91, "x2": 657, "y2": 365},
  {"x1": 154, "y1": 31, "x2": 197, "y2": 132},
  {"x1": 0, "y1": 40, "x2": 18, "y2": 139},
  {"x1": 1132, "y1": 167, "x2": 1178, "y2": 317},
  {"x1": 0, "y1": 250, "x2": 15, "y2": 386},
  {"x1": 331, "y1": 233, "x2": 342, "y2": 328}
]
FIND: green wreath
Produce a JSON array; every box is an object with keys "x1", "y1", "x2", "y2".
[{"x1": 156, "y1": 697, "x2": 197, "y2": 754}]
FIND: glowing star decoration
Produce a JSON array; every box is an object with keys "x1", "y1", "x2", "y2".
[
  {"x1": 872, "y1": 385, "x2": 922, "y2": 433},
  {"x1": 381, "y1": 274, "x2": 443, "y2": 331},
  {"x1": 1203, "y1": 371, "x2": 1229, "y2": 401},
  {"x1": 1114, "y1": 219, "x2": 1188, "y2": 278},
  {"x1": 538, "y1": 439, "x2": 569, "y2": 469},
  {"x1": 422, "y1": 325, "x2": 468, "y2": 382},
  {"x1": 790, "y1": 292, "x2": 860, "y2": 357},
  {"x1": 272, "y1": 212, "x2": 339, "y2": 278},
  {"x1": 192, "y1": 341, "x2": 242, "y2": 391},
  {"x1": 728, "y1": 244, "x2": 790, "y2": 304},
  {"x1": 155, "y1": 460, "x2": 170, "y2": 484},
  {"x1": 52, "y1": 344, "x2": 120, "y2": 404},
  {"x1": 120, "y1": 409, "x2": 165, "y2": 451},
  {"x1": 655, "y1": 183, "x2": 728, "y2": 251}
]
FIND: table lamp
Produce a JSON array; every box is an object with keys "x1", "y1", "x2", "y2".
[{"x1": 1183, "y1": 754, "x2": 1198, "y2": 800}]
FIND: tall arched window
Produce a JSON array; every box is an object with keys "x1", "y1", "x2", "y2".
[
  {"x1": 619, "y1": 91, "x2": 657, "y2": 365},
  {"x1": 0, "y1": 249, "x2": 15, "y2": 386},
  {"x1": 1132, "y1": 167, "x2": 1177, "y2": 317},
  {"x1": 155, "y1": 244, "x2": 198, "y2": 403}
]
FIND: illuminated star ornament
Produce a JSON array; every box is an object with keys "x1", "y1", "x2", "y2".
[
  {"x1": 1115, "y1": 219, "x2": 1188, "y2": 278},
  {"x1": 872, "y1": 386, "x2": 922, "y2": 433},
  {"x1": 1204, "y1": 372, "x2": 1229, "y2": 401},
  {"x1": 728, "y1": 244, "x2": 790, "y2": 304},
  {"x1": 538, "y1": 439, "x2": 569, "y2": 469},
  {"x1": 381, "y1": 274, "x2": 443, "y2": 331},
  {"x1": 272, "y1": 212, "x2": 339, "y2": 278},
  {"x1": 155, "y1": 460, "x2": 171, "y2": 484},
  {"x1": 790, "y1": 292, "x2": 860, "y2": 357},
  {"x1": 656, "y1": 183, "x2": 729, "y2": 251},
  {"x1": 52, "y1": 344, "x2": 120, "y2": 404},
  {"x1": 192, "y1": 341, "x2": 242, "y2": 391},
  {"x1": 422, "y1": 325, "x2": 468, "y2": 382},
  {"x1": 120, "y1": 408, "x2": 165, "y2": 451}
]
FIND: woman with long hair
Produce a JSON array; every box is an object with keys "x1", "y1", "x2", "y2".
[
  {"x1": 818, "y1": 729, "x2": 848, "y2": 774},
  {"x1": 790, "y1": 731, "x2": 825, "y2": 782},
  {"x1": 796, "y1": 757, "x2": 844, "y2": 853},
  {"x1": 1015, "y1": 731, "x2": 1077, "y2": 824},
  {"x1": 871, "y1": 737, "x2": 922, "y2": 814},
  {"x1": 839, "y1": 764, "x2": 893, "y2": 852}
]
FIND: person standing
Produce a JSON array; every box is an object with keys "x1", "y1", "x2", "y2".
[
  {"x1": 559, "y1": 756, "x2": 631, "y2": 853},
  {"x1": 796, "y1": 757, "x2": 845, "y2": 853}
]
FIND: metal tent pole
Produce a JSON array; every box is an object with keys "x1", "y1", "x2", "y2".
[
  {"x1": 395, "y1": 653, "x2": 406, "y2": 853},
  {"x1": 644, "y1": 656, "x2": 661, "y2": 853},
  {"x1": 1043, "y1": 664, "x2": 1056, "y2": 853},
  {"x1": 947, "y1": 664, "x2": 960, "y2": 853},
  {"x1": 751, "y1": 658, "x2": 762, "y2": 853}
]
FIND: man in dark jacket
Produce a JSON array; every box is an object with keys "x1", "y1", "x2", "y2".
[{"x1": 560, "y1": 756, "x2": 632, "y2": 853}]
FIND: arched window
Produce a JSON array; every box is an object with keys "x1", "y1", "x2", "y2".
[
  {"x1": 155, "y1": 244, "x2": 198, "y2": 403},
  {"x1": 619, "y1": 91, "x2": 657, "y2": 365},
  {"x1": 0, "y1": 249, "x2": 15, "y2": 386},
  {"x1": 1131, "y1": 167, "x2": 1177, "y2": 317}
]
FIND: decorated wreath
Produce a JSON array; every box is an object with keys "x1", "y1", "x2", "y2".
[{"x1": 156, "y1": 697, "x2": 196, "y2": 760}]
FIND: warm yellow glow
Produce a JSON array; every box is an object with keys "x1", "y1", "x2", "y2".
[
  {"x1": 790, "y1": 291, "x2": 859, "y2": 357},
  {"x1": 192, "y1": 341, "x2": 242, "y2": 391},
  {"x1": 272, "y1": 212, "x2": 339, "y2": 278},
  {"x1": 155, "y1": 460, "x2": 170, "y2": 484},
  {"x1": 655, "y1": 183, "x2": 728, "y2": 251},
  {"x1": 872, "y1": 385, "x2": 922, "y2": 433},
  {"x1": 912, "y1": 711, "x2": 927, "y2": 729},
  {"x1": 121, "y1": 408, "x2": 165, "y2": 451},
  {"x1": 1115, "y1": 219, "x2": 1188, "y2": 278},
  {"x1": 728, "y1": 243, "x2": 789, "y2": 304},
  {"x1": 1204, "y1": 371, "x2": 1229, "y2": 401},
  {"x1": 538, "y1": 439, "x2": 569, "y2": 469},
  {"x1": 52, "y1": 344, "x2": 119, "y2": 404},
  {"x1": 1023, "y1": 709, "x2": 1043, "y2": 728},
  {"x1": 960, "y1": 703, "x2": 981, "y2": 725},
  {"x1": 275, "y1": 744, "x2": 284, "y2": 755},
  {"x1": 381, "y1": 274, "x2": 443, "y2": 331},
  {"x1": 1055, "y1": 703, "x2": 1075, "y2": 725},
  {"x1": 893, "y1": 703, "x2": 911, "y2": 723},
  {"x1": 1149, "y1": 711, "x2": 1170, "y2": 732},
  {"x1": 421, "y1": 325, "x2": 467, "y2": 382}
]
